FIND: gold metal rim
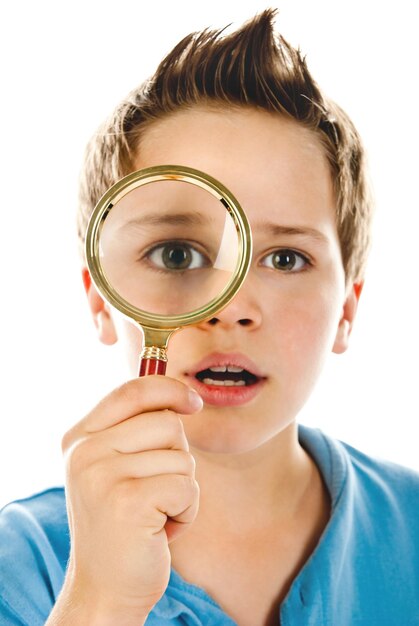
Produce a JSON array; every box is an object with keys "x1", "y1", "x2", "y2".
[{"x1": 85, "y1": 164, "x2": 252, "y2": 330}]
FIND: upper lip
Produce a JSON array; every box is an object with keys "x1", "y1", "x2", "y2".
[{"x1": 187, "y1": 352, "x2": 266, "y2": 378}]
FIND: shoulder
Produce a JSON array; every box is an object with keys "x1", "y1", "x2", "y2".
[
  {"x1": 0, "y1": 487, "x2": 68, "y2": 625},
  {"x1": 296, "y1": 426, "x2": 419, "y2": 623},
  {"x1": 303, "y1": 423, "x2": 419, "y2": 496},
  {"x1": 300, "y1": 424, "x2": 419, "y2": 533},
  {"x1": 0, "y1": 486, "x2": 69, "y2": 559},
  {"x1": 339, "y1": 437, "x2": 419, "y2": 505},
  {"x1": 329, "y1": 432, "x2": 419, "y2": 553},
  {"x1": 0, "y1": 485, "x2": 67, "y2": 519}
]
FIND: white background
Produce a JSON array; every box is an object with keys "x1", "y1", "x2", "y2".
[{"x1": 0, "y1": 0, "x2": 418, "y2": 508}]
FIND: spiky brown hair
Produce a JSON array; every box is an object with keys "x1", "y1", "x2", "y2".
[{"x1": 78, "y1": 8, "x2": 372, "y2": 283}]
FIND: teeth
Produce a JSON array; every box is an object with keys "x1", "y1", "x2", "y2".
[
  {"x1": 208, "y1": 365, "x2": 244, "y2": 373},
  {"x1": 202, "y1": 378, "x2": 246, "y2": 387}
]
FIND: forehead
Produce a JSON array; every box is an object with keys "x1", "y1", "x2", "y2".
[{"x1": 134, "y1": 106, "x2": 336, "y2": 234}]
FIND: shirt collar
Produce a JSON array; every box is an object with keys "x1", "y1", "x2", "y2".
[
  {"x1": 152, "y1": 424, "x2": 355, "y2": 625},
  {"x1": 280, "y1": 424, "x2": 355, "y2": 624}
]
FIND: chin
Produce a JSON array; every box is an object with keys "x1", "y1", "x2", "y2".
[{"x1": 182, "y1": 410, "x2": 287, "y2": 456}]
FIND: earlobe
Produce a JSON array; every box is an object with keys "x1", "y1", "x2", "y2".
[
  {"x1": 332, "y1": 281, "x2": 364, "y2": 355},
  {"x1": 81, "y1": 267, "x2": 118, "y2": 345}
]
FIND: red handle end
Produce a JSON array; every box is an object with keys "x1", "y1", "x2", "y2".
[{"x1": 139, "y1": 358, "x2": 167, "y2": 377}]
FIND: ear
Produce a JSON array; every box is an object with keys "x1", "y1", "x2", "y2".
[
  {"x1": 332, "y1": 281, "x2": 364, "y2": 355},
  {"x1": 81, "y1": 267, "x2": 118, "y2": 345}
]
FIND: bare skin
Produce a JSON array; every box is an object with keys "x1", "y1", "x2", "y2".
[
  {"x1": 48, "y1": 377, "x2": 203, "y2": 625},
  {"x1": 48, "y1": 107, "x2": 360, "y2": 625},
  {"x1": 170, "y1": 437, "x2": 331, "y2": 626}
]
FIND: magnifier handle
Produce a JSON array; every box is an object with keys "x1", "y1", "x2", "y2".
[
  {"x1": 138, "y1": 346, "x2": 168, "y2": 377},
  {"x1": 139, "y1": 357, "x2": 167, "y2": 377}
]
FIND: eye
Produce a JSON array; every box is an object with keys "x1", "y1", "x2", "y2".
[
  {"x1": 261, "y1": 249, "x2": 310, "y2": 272},
  {"x1": 146, "y1": 241, "x2": 210, "y2": 271}
]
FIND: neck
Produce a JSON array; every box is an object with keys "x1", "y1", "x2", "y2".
[{"x1": 188, "y1": 420, "x2": 317, "y2": 535}]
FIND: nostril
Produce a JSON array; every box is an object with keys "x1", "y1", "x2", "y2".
[{"x1": 206, "y1": 317, "x2": 253, "y2": 327}]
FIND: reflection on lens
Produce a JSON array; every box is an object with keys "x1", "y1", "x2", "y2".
[{"x1": 98, "y1": 179, "x2": 239, "y2": 316}]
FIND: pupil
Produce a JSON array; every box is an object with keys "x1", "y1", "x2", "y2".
[
  {"x1": 163, "y1": 245, "x2": 192, "y2": 269},
  {"x1": 273, "y1": 251, "x2": 295, "y2": 270}
]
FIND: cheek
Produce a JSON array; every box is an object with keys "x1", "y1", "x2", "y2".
[{"x1": 274, "y1": 288, "x2": 343, "y2": 373}]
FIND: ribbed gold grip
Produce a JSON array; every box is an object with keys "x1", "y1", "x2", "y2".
[{"x1": 140, "y1": 346, "x2": 168, "y2": 362}]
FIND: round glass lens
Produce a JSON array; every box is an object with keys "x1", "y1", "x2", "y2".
[{"x1": 98, "y1": 178, "x2": 240, "y2": 316}]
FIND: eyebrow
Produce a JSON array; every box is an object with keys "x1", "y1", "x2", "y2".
[
  {"x1": 117, "y1": 211, "x2": 211, "y2": 230},
  {"x1": 253, "y1": 221, "x2": 330, "y2": 245},
  {"x1": 116, "y1": 213, "x2": 330, "y2": 245}
]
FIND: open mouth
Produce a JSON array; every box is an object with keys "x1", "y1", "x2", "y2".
[
  {"x1": 188, "y1": 354, "x2": 265, "y2": 406},
  {"x1": 195, "y1": 366, "x2": 259, "y2": 387}
]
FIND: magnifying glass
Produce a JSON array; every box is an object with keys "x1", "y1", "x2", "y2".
[{"x1": 85, "y1": 165, "x2": 252, "y2": 376}]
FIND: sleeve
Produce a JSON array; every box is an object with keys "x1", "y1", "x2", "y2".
[{"x1": 0, "y1": 492, "x2": 68, "y2": 626}]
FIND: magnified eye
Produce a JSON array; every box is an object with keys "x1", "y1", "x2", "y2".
[
  {"x1": 261, "y1": 249, "x2": 310, "y2": 272},
  {"x1": 147, "y1": 241, "x2": 210, "y2": 271}
]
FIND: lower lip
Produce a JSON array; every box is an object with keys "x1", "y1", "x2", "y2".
[{"x1": 187, "y1": 377, "x2": 266, "y2": 406}]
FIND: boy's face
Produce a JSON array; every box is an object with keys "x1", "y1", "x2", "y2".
[{"x1": 89, "y1": 106, "x2": 360, "y2": 455}]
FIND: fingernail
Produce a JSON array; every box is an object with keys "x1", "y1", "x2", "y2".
[{"x1": 188, "y1": 389, "x2": 203, "y2": 411}]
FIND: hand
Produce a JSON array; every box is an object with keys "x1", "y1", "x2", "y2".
[{"x1": 57, "y1": 376, "x2": 202, "y2": 624}]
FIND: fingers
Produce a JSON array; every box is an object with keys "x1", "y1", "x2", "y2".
[
  {"x1": 63, "y1": 376, "x2": 202, "y2": 451},
  {"x1": 67, "y1": 445, "x2": 198, "y2": 521},
  {"x1": 60, "y1": 375, "x2": 202, "y2": 616},
  {"x1": 140, "y1": 474, "x2": 200, "y2": 526},
  {"x1": 88, "y1": 376, "x2": 202, "y2": 430},
  {"x1": 78, "y1": 448, "x2": 196, "y2": 488},
  {"x1": 113, "y1": 474, "x2": 200, "y2": 531},
  {"x1": 63, "y1": 413, "x2": 193, "y2": 489},
  {"x1": 97, "y1": 412, "x2": 190, "y2": 454}
]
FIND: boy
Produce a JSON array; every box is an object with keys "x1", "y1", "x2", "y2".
[{"x1": 1, "y1": 9, "x2": 418, "y2": 626}]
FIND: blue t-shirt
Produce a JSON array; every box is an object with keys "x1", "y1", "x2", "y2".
[{"x1": 1, "y1": 424, "x2": 419, "y2": 625}]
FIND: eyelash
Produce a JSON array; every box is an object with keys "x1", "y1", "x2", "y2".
[{"x1": 259, "y1": 248, "x2": 312, "y2": 273}]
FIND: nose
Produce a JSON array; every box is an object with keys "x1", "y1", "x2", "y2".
[{"x1": 201, "y1": 280, "x2": 262, "y2": 330}]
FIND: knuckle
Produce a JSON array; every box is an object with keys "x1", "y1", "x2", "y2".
[
  {"x1": 178, "y1": 474, "x2": 198, "y2": 496},
  {"x1": 61, "y1": 429, "x2": 72, "y2": 453},
  {"x1": 65, "y1": 436, "x2": 95, "y2": 476},
  {"x1": 61, "y1": 424, "x2": 83, "y2": 454},
  {"x1": 112, "y1": 479, "x2": 166, "y2": 528},
  {"x1": 110, "y1": 482, "x2": 142, "y2": 523},
  {"x1": 165, "y1": 412, "x2": 185, "y2": 440},
  {"x1": 112, "y1": 379, "x2": 140, "y2": 404},
  {"x1": 182, "y1": 451, "x2": 196, "y2": 475},
  {"x1": 80, "y1": 460, "x2": 110, "y2": 500}
]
